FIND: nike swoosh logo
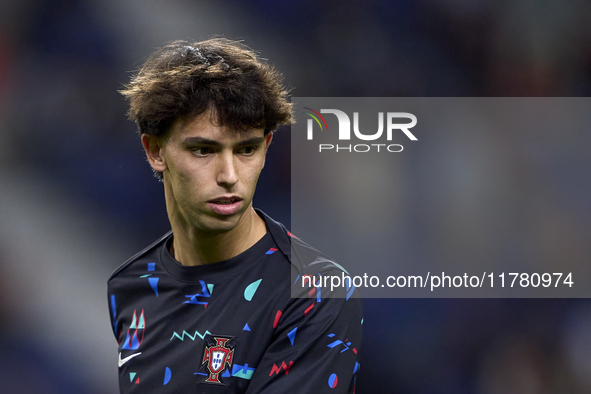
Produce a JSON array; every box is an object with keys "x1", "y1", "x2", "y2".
[{"x1": 118, "y1": 352, "x2": 142, "y2": 367}]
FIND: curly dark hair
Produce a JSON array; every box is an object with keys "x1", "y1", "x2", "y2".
[{"x1": 120, "y1": 38, "x2": 292, "y2": 138}]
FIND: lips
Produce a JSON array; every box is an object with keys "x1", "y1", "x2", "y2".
[
  {"x1": 209, "y1": 196, "x2": 242, "y2": 204},
  {"x1": 208, "y1": 196, "x2": 243, "y2": 215}
]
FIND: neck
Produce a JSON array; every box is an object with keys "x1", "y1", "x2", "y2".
[{"x1": 169, "y1": 206, "x2": 267, "y2": 266}]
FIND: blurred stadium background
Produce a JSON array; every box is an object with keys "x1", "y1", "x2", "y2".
[{"x1": 0, "y1": 0, "x2": 590, "y2": 392}]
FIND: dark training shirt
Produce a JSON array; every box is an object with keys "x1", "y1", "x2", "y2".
[{"x1": 108, "y1": 210, "x2": 362, "y2": 393}]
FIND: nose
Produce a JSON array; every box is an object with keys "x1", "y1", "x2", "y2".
[{"x1": 216, "y1": 151, "x2": 239, "y2": 186}]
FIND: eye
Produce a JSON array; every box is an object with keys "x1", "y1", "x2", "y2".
[
  {"x1": 238, "y1": 146, "x2": 258, "y2": 156},
  {"x1": 192, "y1": 146, "x2": 214, "y2": 156}
]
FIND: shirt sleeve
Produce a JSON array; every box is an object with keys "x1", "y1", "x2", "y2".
[{"x1": 245, "y1": 286, "x2": 363, "y2": 394}]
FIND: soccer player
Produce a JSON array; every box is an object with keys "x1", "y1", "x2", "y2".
[{"x1": 108, "y1": 38, "x2": 362, "y2": 393}]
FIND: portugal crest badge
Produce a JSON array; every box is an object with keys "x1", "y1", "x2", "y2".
[{"x1": 201, "y1": 334, "x2": 235, "y2": 384}]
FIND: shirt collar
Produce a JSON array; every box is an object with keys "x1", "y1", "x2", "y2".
[{"x1": 255, "y1": 208, "x2": 291, "y2": 262}]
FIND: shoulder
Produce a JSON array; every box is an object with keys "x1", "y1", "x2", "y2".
[
  {"x1": 108, "y1": 231, "x2": 172, "y2": 282},
  {"x1": 258, "y1": 209, "x2": 348, "y2": 275},
  {"x1": 258, "y1": 209, "x2": 359, "y2": 300}
]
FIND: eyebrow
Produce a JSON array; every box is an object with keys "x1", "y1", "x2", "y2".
[
  {"x1": 181, "y1": 137, "x2": 219, "y2": 147},
  {"x1": 181, "y1": 136, "x2": 266, "y2": 147},
  {"x1": 236, "y1": 136, "x2": 266, "y2": 146}
]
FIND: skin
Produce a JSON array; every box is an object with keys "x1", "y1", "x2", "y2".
[{"x1": 141, "y1": 109, "x2": 273, "y2": 266}]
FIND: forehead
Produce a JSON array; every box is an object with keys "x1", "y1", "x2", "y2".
[{"x1": 168, "y1": 111, "x2": 265, "y2": 143}]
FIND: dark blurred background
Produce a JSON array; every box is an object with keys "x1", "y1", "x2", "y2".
[{"x1": 0, "y1": 0, "x2": 590, "y2": 392}]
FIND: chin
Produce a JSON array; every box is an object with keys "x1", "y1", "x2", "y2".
[{"x1": 198, "y1": 213, "x2": 243, "y2": 234}]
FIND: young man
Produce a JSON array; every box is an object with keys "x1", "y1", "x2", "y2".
[{"x1": 108, "y1": 38, "x2": 362, "y2": 393}]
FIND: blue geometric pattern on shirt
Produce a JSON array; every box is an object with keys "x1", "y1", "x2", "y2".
[
  {"x1": 232, "y1": 364, "x2": 255, "y2": 380},
  {"x1": 149, "y1": 277, "x2": 159, "y2": 297},
  {"x1": 183, "y1": 280, "x2": 211, "y2": 306},
  {"x1": 287, "y1": 327, "x2": 297, "y2": 346},
  {"x1": 344, "y1": 276, "x2": 355, "y2": 300},
  {"x1": 170, "y1": 330, "x2": 212, "y2": 341},
  {"x1": 327, "y1": 333, "x2": 352, "y2": 353},
  {"x1": 110, "y1": 295, "x2": 117, "y2": 333},
  {"x1": 122, "y1": 310, "x2": 145, "y2": 350},
  {"x1": 316, "y1": 275, "x2": 321, "y2": 302},
  {"x1": 122, "y1": 332, "x2": 142, "y2": 350},
  {"x1": 140, "y1": 263, "x2": 158, "y2": 297},
  {"x1": 163, "y1": 367, "x2": 172, "y2": 385}
]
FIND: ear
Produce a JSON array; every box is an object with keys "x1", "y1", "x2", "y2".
[
  {"x1": 264, "y1": 132, "x2": 273, "y2": 150},
  {"x1": 141, "y1": 134, "x2": 167, "y2": 173},
  {"x1": 261, "y1": 132, "x2": 273, "y2": 168}
]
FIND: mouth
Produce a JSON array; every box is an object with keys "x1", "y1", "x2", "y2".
[
  {"x1": 208, "y1": 196, "x2": 243, "y2": 205},
  {"x1": 207, "y1": 196, "x2": 243, "y2": 215}
]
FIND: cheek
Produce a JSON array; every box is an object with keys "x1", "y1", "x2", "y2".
[
  {"x1": 169, "y1": 162, "x2": 209, "y2": 197},
  {"x1": 247, "y1": 157, "x2": 266, "y2": 178},
  {"x1": 244, "y1": 160, "x2": 266, "y2": 191}
]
